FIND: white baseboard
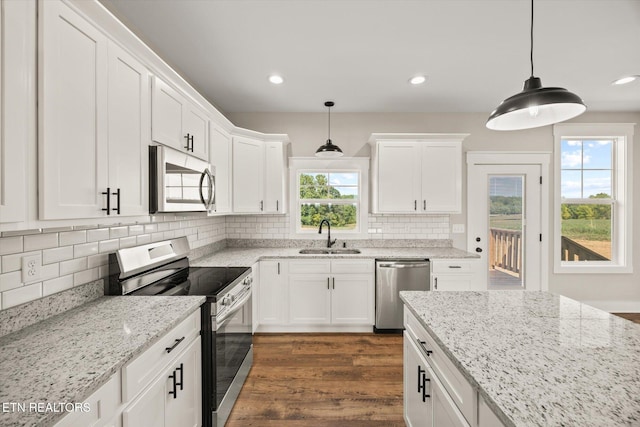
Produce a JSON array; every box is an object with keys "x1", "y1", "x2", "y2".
[{"x1": 580, "y1": 300, "x2": 640, "y2": 313}]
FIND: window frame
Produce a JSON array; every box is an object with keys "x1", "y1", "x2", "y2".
[
  {"x1": 553, "y1": 123, "x2": 634, "y2": 274},
  {"x1": 289, "y1": 157, "x2": 369, "y2": 239}
]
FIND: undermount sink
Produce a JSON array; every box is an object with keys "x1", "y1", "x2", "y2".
[{"x1": 298, "y1": 248, "x2": 361, "y2": 255}]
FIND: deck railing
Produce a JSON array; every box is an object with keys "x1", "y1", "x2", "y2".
[
  {"x1": 489, "y1": 228, "x2": 521, "y2": 277},
  {"x1": 560, "y1": 236, "x2": 609, "y2": 261}
]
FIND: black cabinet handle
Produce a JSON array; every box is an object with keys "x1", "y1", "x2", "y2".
[
  {"x1": 327, "y1": 277, "x2": 330, "y2": 290},
  {"x1": 422, "y1": 375, "x2": 431, "y2": 402},
  {"x1": 113, "y1": 188, "x2": 121, "y2": 215},
  {"x1": 168, "y1": 370, "x2": 177, "y2": 399},
  {"x1": 276, "y1": 200, "x2": 279, "y2": 211},
  {"x1": 332, "y1": 277, "x2": 335, "y2": 289},
  {"x1": 260, "y1": 200, "x2": 264, "y2": 211},
  {"x1": 418, "y1": 365, "x2": 425, "y2": 393},
  {"x1": 175, "y1": 363, "x2": 184, "y2": 391},
  {"x1": 423, "y1": 200, "x2": 426, "y2": 210},
  {"x1": 190, "y1": 135, "x2": 194, "y2": 152},
  {"x1": 434, "y1": 277, "x2": 438, "y2": 290},
  {"x1": 102, "y1": 187, "x2": 111, "y2": 215},
  {"x1": 165, "y1": 336, "x2": 185, "y2": 353},
  {"x1": 414, "y1": 200, "x2": 417, "y2": 211},
  {"x1": 184, "y1": 133, "x2": 191, "y2": 151},
  {"x1": 476, "y1": 247, "x2": 483, "y2": 253},
  {"x1": 277, "y1": 262, "x2": 280, "y2": 275}
]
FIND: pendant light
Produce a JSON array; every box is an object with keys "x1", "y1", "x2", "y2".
[
  {"x1": 315, "y1": 101, "x2": 343, "y2": 157},
  {"x1": 486, "y1": 0, "x2": 586, "y2": 131}
]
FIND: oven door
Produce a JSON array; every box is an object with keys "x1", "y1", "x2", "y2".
[
  {"x1": 213, "y1": 291, "x2": 253, "y2": 412},
  {"x1": 150, "y1": 145, "x2": 215, "y2": 213}
]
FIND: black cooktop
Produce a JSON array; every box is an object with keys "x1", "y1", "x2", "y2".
[{"x1": 129, "y1": 266, "x2": 250, "y2": 298}]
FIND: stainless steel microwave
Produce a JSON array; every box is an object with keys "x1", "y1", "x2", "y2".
[{"x1": 149, "y1": 146, "x2": 215, "y2": 213}]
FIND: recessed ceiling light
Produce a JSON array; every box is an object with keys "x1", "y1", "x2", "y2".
[
  {"x1": 269, "y1": 75, "x2": 284, "y2": 85},
  {"x1": 409, "y1": 75, "x2": 426, "y2": 85},
  {"x1": 612, "y1": 75, "x2": 639, "y2": 85}
]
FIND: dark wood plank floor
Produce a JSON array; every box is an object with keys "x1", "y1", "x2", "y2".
[
  {"x1": 226, "y1": 333, "x2": 404, "y2": 427},
  {"x1": 615, "y1": 313, "x2": 640, "y2": 324}
]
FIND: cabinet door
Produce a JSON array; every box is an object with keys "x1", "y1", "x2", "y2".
[
  {"x1": 183, "y1": 104, "x2": 209, "y2": 160},
  {"x1": 331, "y1": 274, "x2": 374, "y2": 324},
  {"x1": 421, "y1": 143, "x2": 461, "y2": 213},
  {"x1": 376, "y1": 142, "x2": 421, "y2": 213},
  {"x1": 404, "y1": 332, "x2": 432, "y2": 427},
  {"x1": 107, "y1": 42, "x2": 149, "y2": 216},
  {"x1": 263, "y1": 141, "x2": 285, "y2": 213},
  {"x1": 289, "y1": 275, "x2": 331, "y2": 324},
  {"x1": 432, "y1": 275, "x2": 473, "y2": 291},
  {"x1": 122, "y1": 375, "x2": 166, "y2": 427},
  {"x1": 39, "y1": 0, "x2": 109, "y2": 219},
  {"x1": 232, "y1": 137, "x2": 264, "y2": 213},
  {"x1": 0, "y1": 0, "x2": 32, "y2": 223},
  {"x1": 259, "y1": 260, "x2": 287, "y2": 324},
  {"x1": 209, "y1": 125, "x2": 232, "y2": 214},
  {"x1": 165, "y1": 337, "x2": 202, "y2": 427},
  {"x1": 152, "y1": 77, "x2": 184, "y2": 151},
  {"x1": 432, "y1": 368, "x2": 470, "y2": 427}
]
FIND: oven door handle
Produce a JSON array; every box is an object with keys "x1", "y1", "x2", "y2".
[{"x1": 215, "y1": 289, "x2": 251, "y2": 331}]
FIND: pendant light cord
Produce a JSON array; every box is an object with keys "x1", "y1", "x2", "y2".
[
  {"x1": 530, "y1": 0, "x2": 534, "y2": 77},
  {"x1": 327, "y1": 105, "x2": 331, "y2": 141}
]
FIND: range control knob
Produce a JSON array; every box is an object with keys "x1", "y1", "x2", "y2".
[{"x1": 221, "y1": 295, "x2": 231, "y2": 306}]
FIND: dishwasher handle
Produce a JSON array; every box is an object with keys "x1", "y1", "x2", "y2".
[{"x1": 378, "y1": 262, "x2": 430, "y2": 269}]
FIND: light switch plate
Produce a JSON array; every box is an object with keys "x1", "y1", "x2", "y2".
[
  {"x1": 452, "y1": 224, "x2": 465, "y2": 233},
  {"x1": 21, "y1": 254, "x2": 42, "y2": 283}
]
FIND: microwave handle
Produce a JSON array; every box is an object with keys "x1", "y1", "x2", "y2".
[
  {"x1": 208, "y1": 173, "x2": 216, "y2": 208},
  {"x1": 199, "y1": 169, "x2": 214, "y2": 209}
]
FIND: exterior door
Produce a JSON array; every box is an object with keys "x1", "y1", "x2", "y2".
[{"x1": 467, "y1": 163, "x2": 543, "y2": 291}]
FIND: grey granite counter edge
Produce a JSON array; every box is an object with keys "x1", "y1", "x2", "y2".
[
  {"x1": 38, "y1": 296, "x2": 205, "y2": 427},
  {"x1": 400, "y1": 295, "x2": 516, "y2": 427}
]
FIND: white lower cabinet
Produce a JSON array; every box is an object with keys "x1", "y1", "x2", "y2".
[
  {"x1": 431, "y1": 259, "x2": 481, "y2": 291},
  {"x1": 404, "y1": 308, "x2": 505, "y2": 427},
  {"x1": 257, "y1": 259, "x2": 374, "y2": 331},
  {"x1": 123, "y1": 337, "x2": 201, "y2": 427},
  {"x1": 54, "y1": 373, "x2": 122, "y2": 427}
]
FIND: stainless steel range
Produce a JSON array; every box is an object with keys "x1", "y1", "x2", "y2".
[{"x1": 106, "y1": 237, "x2": 253, "y2": 427}]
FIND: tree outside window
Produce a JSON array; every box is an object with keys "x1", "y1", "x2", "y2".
[{"x1": 298, "y1": 172, "x2": 359, "y2": 231}]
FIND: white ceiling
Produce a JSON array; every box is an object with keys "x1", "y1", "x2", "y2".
[{"x1": 99, "y1": 0, "x2": 640, "y2": 114}]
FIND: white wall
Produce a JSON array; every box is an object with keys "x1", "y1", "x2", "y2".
[{"x1": 227, "y1": 111, "x2": 640, "y2": 308}]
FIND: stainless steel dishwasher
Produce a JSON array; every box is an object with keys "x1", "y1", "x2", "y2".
[{"x1": 375, "y1": 259, "x2": 430, "y2": 332}]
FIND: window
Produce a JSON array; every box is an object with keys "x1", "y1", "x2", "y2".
[
  {"x1": 554, "y1": 123, "x2": 634, "y2": 273},
  {"x1": 289, "y1": 158, "x2": 369, "y2": 238}
]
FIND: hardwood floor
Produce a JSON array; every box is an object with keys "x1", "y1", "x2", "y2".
[
  {"x1": 615, "y1": 313, "x2": 640, "y2": 324},
  {"x1": 226, "y1": 333, "x2": 405, "y2": 427}
]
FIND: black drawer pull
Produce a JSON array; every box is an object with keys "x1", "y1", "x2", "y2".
[
  {"x1": 165, "y1": 336, "x2": 185, "y2": 353},
  {"x1": 168, "y1": 370, "x2": 177, "y2": 399},
  {"x1": 175, "y1": 363, "x2": 184, "y2": 390}
]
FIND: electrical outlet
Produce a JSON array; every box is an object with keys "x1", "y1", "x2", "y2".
[{"x1": 21, "y1": 254, "x2": 42, "y2": 283}]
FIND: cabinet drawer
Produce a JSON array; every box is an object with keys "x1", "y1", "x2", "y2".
[
  {"x1": 331, "y1": 259, "x2": 373, "y2": 274},
  {"x1": 289, "y1": 260, "x2": 331, "y2": 274},
  {"x1": 122, "y1": 310, "x2": 200, "y2": 401},
  {"x1": 54, "y1": 372, "x2": 120, "y2": 427},
  {"x1": 432, "y1": 260, "x2": 474, "y2": 273},
  {"x1": 405, "y1": 309, "x2": 476, "y2": 426}
]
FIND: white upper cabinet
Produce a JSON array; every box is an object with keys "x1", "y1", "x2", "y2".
[
  {"x1": 107, "y1": 42, "x2": 150, "y2": 217},
  {"x1": 39, "y1": 0, "x2": 151, "y2": 219},
  {"x1": 232, "y1": 136, "x2": 287, "y2": 214},
  {"x1": 39, "y1": 0, "x2": 109, "y2": 219},
  {"x1": 209, "y1": 124, "x2": 232, "y2": 214},
  {"x1": 0, "y1": 0, "x2": 33, "y2": 224},
  {"x1": 152, "y1": 76, "x2": 209, "y2": 161},
  {"x1": 370, "y1": 134, "x2": 467, "y2": 214}
]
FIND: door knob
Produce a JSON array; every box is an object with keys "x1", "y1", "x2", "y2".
[
  {"x1": 476, "y1": 247, "x2": 483, "y2": 253},
  {"x1": 475, "y1": 237, "x2": 481, "y2": 242}
]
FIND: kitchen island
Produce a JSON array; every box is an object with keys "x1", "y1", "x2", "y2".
[{"x1": 400, "y1": 291, "x2": 640, "y2": 427}]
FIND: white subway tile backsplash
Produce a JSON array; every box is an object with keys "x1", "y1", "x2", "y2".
[
  {"x1": 87, "y1": 254, "x2": 109, "y2": 269},
  {"x1": 109, "y1": 226, "x2": 128, "y2": 239},
  {"x1": 136, "y1": 234, "x2": 152, "y2": 245},
  {"x1": 144, "y1": 224, "x2": 157, "y2": 233},
  {"x1": 2, "y1": 251, "x2": 40, "y2": 274},
  {"x1": 86, "y1": 228, "x2": 110, "y2": 242},
  {"x1": 43, "y1": 275, "x2": 74, "y2": 296},
  {"x1": 0, "y1": 271, "x2": 23, "y2": 292},
  {"x1": 41, "y1": 263, "x2": 60, "y2": 282},
  {"x1": 43, "y1": 246, "x2": 73, "y2": 265},
  {"x1": 24, "y1": 233, "x2": 58, "y2": 251},
  {"x1": 99, "y1": 239, "x2": 119, "y2": 253},
  {"x1": 129, "y1": 225, "x2": 144, "y2": 235},
  {"x1": 60, "y1": 258, "x2": 87, "y2": 275},
  {"x1": 74, "y1": 242, "x2": 99, "y2": 258},
  {"x1": 73, "y1": 268, "x2": 98, "y2": 286},
  {"x1": 59, "y1": 230, "x2": 87, "y2": 246},
  {"x1": 119, "y1": 236, "x2": 137, "y2": 249},
  {"x1": 0, "y1": 236, "x2": 24, "y2": 255},
  {"x1": 2, "y1": 283, "x2": 42, "y2": 309}
]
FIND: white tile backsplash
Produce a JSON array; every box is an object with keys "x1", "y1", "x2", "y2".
[
  {"x1": 60, "y1": 258, "x2": 87, "y2": 275},
  {"x1": 24, "y1": 233, "x2": 58, "y2": 251},
  {"x1": 43, "y1": 246, "x2": 74, "y2": 264},
  {"x1": 74, "y1": 242, "x2": 99, "y2": 258},
  {"x1": 86, "y1": 228, "x2": 110, "y2": 242},
  {"x1": 2, "y1": 283, "x2": 42, "y2": 309},
  {"x1": 59, "y1": 230, "x2": 87, "y2": 246},
  {"x1": 0, "y1": 236, "x2": 24, "y2": 255},
  {"x1": 0, "y1": 271, "x2": 23, "y2": 292},
  {"x1": 43, "y1": 275, "x2": 74, "y2": 296}
]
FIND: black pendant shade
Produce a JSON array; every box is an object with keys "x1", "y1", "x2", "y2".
[
  {"x1": 486, "y1": 77, "x2": 586, "y2": 131},
  {"x1": 315, "y1": 101, "x2": 344, "y2": 157},
  {"x1": 486, "y1": 0, "x2": 586, "y2": 131}
]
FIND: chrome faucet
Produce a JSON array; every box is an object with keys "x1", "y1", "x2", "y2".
[{"x1": 318, "y1": 219, "x2": 337, "y2": 248}]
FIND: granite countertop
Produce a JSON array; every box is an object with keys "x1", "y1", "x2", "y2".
[
  {"x1": 400, "y1": 291, "x2": 640, "y2": 427},
  {"x1": 191, "y1": 246, "x2": 477, "y2": 267},
  {"x1": 0, "y1": 295, "x2": 205, "y2": 427}
]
